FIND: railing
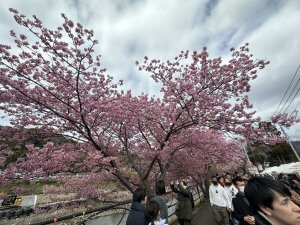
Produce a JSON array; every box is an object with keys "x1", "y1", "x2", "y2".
[
  {"x1": 31, "y1": 200, "x2": 131, "y2": 225},
  {"x1": 28, "y1": 186, "x2": 204, "y2": 225}
]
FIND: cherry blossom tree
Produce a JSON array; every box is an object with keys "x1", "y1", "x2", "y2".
[
  {"x1": 0, "y1": 9, "x2": 131, "y2": 191},
  {"x1": 0, "y1": 9, "x2": 296, "y2": 199},
  {"x1": 166, "y1": 129, "x2": 245, "y2": 198}
]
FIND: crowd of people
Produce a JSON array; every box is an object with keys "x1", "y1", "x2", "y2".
[
  {"x1": 125, "y1": 172, "x2": 300, "y2": 225},
  {"x1": 126, "y1": 179, "x2": 194, "y2": 225},
  {"x1": 209, "y1": 172, "x2": 300, "y2": 225}
]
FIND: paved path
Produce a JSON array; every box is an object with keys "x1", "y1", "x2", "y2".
[{"x1": 191, "y1": 203, "x2": 218, "y2": 225}]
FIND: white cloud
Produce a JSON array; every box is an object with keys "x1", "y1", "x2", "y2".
[
  {"x1": 0, "y1": 0, "x2": 299, "y2": 137},
  {"x1": 238, "y1": 0, "x2": 300, "y2": 136}
]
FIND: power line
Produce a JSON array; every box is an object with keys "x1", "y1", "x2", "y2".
[
  {"x1": 273, "y1": 64, "x2": 300, "y2": 116},
  {"x1": 290, "y1": 101, "x2": 300, "y2": 117},
  {"x1": 278, "y1": 64, "x2": 300, "y2": 115},
  {"x1": 283, "y1": 86, "x2": 300, "y2": 114},
  {"x1": 289, "y1": 110, "x2": 298, "y2": 119}
]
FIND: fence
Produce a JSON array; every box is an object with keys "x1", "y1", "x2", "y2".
[{"x1": 29, "y1": 186, "x2": 204, "y2": 225}]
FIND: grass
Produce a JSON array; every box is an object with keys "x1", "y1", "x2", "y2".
[{"x1": 0, "y1": 179, "x2": 59, "y2": 196}]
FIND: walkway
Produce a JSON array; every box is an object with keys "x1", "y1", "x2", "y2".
[{"x1": 191, "y1": 203, "x2": 217, "y2": 225}]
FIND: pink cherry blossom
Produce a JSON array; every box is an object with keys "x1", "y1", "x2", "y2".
[{"x1": 0, "y1": 9, "x2": 297, "y2": 203}]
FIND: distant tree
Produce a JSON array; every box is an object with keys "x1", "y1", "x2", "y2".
[
  {"x1": 268, "y1": 142, "x2": 297, "y2": 166},
  {"x1": 0, "y1": 126, "x2": 74, "y2": 170},
  {"x1": 248, "y1": 140, "x2": 298, "y2": 169},
  {"x1": 248, "y1": 142, "x2": 269, "y2": 170}
]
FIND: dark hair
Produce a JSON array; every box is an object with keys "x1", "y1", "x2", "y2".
[
  {"x1": 244, "y1": 176, "x2": 291, "y2": 212},
  {"x1": 155, "y1": 180, "x2": 166, "y2": 195},
  {"x1": 224, "y1": 177, "x2": 231, "y2": 182},
  {"x1": 232, "y1": 176, "x2": 244, "y2": 185},
  {"x1": 279, "y1": 179, "x2": 291, "y2": 188},
  {"x1": 217, "y1": 176, "x2": 223, "y2": 182},
  {"x1": 287, "y1": 177, "x2": 300, "y2": 194},
  {"x1": 133, "y1": 188, "x2": 146, "y2": 203},
  {"x1": 146, "y1": 201, "x2": 160, "y2": 223},
  {"x1": 288, "y1": 174, "x2": 298, "y2": 181},
  {"x1": 182, "y1": 180, "x2": 188, "y2": 186}
]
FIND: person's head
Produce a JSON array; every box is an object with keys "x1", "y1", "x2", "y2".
[
  {"x1": 225, "y1": 173, "x2": 232, "y2": 179},
  {"x1": 289, "y1": 174, "x2": 300, "y2": 185},
  {"x1": 243, "y1": 174, "x2": 249, "y2": 181},
  {"x1": 146, "y1": 201, "x2": 161, "y2": 222},
  {"x1": 282, "y1": 175, "x2": 289, "y2": 181},
  {"x1": 295, "y1": 173, "x2": 300, "y2": 183},
  {"x1": 279, "y1": 179, "x2": 291, "y2": 189},
  {"x1": 232, "y1": 176, "x2": 245, "y2": 192},
  {"x1": 211, "y1": 176, "x2": 218, "y2": 186},
  {"x1": 133, "y1": 188, "x2": 147, "y2": 205},
  {"x1": 155, "y1": 180, "x2": 166, "y2": 196},
  {"x1": 218, "y1": 176, "x2": 224, "y2": 184},
  {"x1": 181, "y1": 180, "x2": 188, "y2": 189},
  {"x1": 224, "y1": 178, "x2": 232, "y2": 187},
  {"x1": 245, "y1": 176, "x2": 300, "y2": 225}
]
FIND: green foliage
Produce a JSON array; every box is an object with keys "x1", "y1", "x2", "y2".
[
  {"x1": 0, "y1": 179, "x2": 59, "y2": 195},
  {"x1": 248, "y1": 141, "x2": 297, "y2": 168}
]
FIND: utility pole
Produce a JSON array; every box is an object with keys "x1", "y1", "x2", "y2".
[
  {"x1": 240, "y1": 140, "x2": 259, "y2": 174},
  {"x1": 241, "y1": 141, "x2": 251, "y2": 163},
  {"x1": 280, "y1": 125, "x2": 300, "y2": 161}
]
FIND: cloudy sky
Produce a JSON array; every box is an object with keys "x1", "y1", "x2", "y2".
[{"x1": 0, "y1": 0, "x2": 300, "y2": 138}]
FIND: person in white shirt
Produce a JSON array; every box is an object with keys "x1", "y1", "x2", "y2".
[
  {"x1": 209, "y1": 176, "x2": 231, "y2": 225},
  {"x1": 225, "y1": 174, "x2": 239, "y2": 197},
  {"x1": 224, "y1": 178, "x2": 235, "y2": 211}
]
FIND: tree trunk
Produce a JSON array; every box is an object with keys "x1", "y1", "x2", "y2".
[
  {"x1": 141, "y1": 179, "x2": 155, "y2": 198},
  {"x1": 276, "y1": 154, "x2": 282, "y2": 165},
  {"x1": 199, "y1": 178, "x2": 209, "y2": 199},
  {"x1": 280, "y1": 154, "x2": 286, "y2": 164}
]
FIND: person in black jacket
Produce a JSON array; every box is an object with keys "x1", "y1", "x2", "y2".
[
  {"x1": 126, "y1": 188, "x2": 148, "y2": 225},
  {"x1": 171, "y1": 180, "x2": 194, "y2": 225},
  {"x1": 232, "y1": 176, "x2": 255, "y2": 225}
]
